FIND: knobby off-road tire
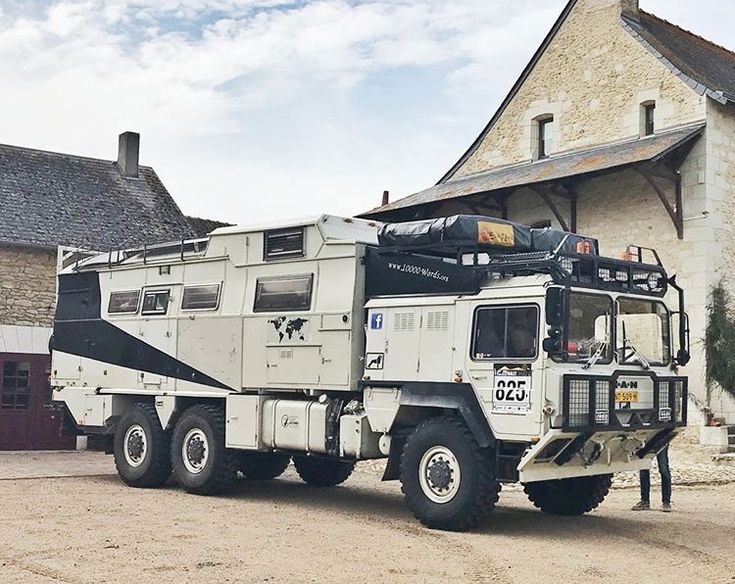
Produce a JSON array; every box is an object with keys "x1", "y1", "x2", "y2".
[
  {"x1": 292, "y1": 455, "x2": 355, "y2": 487},
  {"x1": 113, "y1": 403, "x2": 171, "y2": 488},
  {"x1": 171, "y1": 404, "x2": 237, "y2": 495},
  {"x1": 400, "y1": 416, "x2": 500, "y2": 532},
  {"x1": 524, "y1": 474, "x2": 613, "y2": 516},
  {"x1": 238, "y1": 452, "x2": 291, "y2": 480}
]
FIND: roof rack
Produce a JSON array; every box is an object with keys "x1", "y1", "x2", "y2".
[{"x1": 367, "y1": 234, "x2": 668, "y2": 298}]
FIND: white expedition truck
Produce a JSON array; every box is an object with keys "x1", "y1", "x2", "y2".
[{"x1": 52, "y1": 214, "x2": 689, "y2": 531}]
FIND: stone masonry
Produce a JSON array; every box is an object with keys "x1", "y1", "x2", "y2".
[
  {"x1": 452, "y1": 0, "x2": 705, "y2": 176},
  {"x1": 0, "y1": 245, "x2": 57, "y2": 328},
  {"x1": 440, "y1": 0, "x2": 735, "y2": 421}
]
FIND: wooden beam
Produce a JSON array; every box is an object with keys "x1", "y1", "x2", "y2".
[
  {"x1": 636, "y1": 168, "x2": 683, "y2": 239},
  {"x1": 552, "y1": 183, "x2": 578, "y2": 233},
  {"x1": 529, "y1": 186, "x2": 569, "y2": 232}
]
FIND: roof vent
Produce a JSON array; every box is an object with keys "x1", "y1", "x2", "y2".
[{"x1": 117, "y1": 131, "x2": 140, "y2": 178}]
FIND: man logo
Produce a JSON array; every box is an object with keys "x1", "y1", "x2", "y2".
[{"x1": 370, "y1": 313, "x2": 384, "y2": 330}]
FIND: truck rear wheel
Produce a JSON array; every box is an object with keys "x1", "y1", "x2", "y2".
[
  {"x1": 171, "y1": 404, "x2": 237, "y2": 495},
  {"x1": 238, "y1": 452, "x2": 291, "y2": 480},
  {"x1": 113, "y1": 403, "x2": 171, "y2": 488},
  {"x1": 293, "y1": 455, "x2": 355, "y2": 487},
  {"x1": 523, "y1": 474, "x2": 613, "y2": 516},
  {"x1": 400, "y1": 417, "x2": 499, "y2": 532}
]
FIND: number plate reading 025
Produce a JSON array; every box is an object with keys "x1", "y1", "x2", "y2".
[{"x1": 492, "y1": 369, "x2": 532, "y2": 414}]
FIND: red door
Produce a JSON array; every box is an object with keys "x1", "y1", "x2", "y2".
[{"x1": 0, "y1": 353, "x2": 75, "y2": 450}]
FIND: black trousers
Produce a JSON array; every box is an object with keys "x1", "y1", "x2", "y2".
[{"x1": 639, "y1": 445, "x2": 671, "y2": 504}]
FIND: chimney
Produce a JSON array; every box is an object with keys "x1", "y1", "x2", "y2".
[
  {"x1": 382, "y1": 190, "x2": 390, "y2": 206},
  {"x1": 621, "y1": 0, "x2": 639, "y2": 18},
  {"x1": 117, "y1": 131, "x2": 140, "y2": 178}
]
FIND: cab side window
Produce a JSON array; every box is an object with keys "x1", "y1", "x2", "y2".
[{"x1": 472, "y1": 305, "x2": 538, "y2": 360}]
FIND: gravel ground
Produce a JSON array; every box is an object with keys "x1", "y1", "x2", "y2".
[{"x1": 1, "y1": 431, "x2": 734, "y2": 584}]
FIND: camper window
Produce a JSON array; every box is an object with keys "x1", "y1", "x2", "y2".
[
  {"x1": 471, "y1": 305, "x2": 539, "y2": 361},
  {"x1": 254, "y1": 274, "x2": 313, "y2": 312},
  {"x1": 264, "y1": 227, "x2": 305, "y2": 261},
  {"x1": 182, "y1": 284, "x2": 221, "y2": 311},
  {"x1": 108, "y1": 290, "x2": 140, "y2": 314},
  {"x1": 141, "y1": 290, "x2": 170, "y2": 315}
]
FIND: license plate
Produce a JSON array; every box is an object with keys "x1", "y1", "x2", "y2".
[{"x1": 615, "y1": 391, "x2": 639, "y2": 403}]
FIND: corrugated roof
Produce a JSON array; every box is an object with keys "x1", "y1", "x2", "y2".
[
  {"x1": 362, "y1": 124, "x2": 704, "y2": 219},
  {"x1": 0, "y1": 143, "x2": 195, "y2": 250},
  {"x1": 624, "y1": 11, "x2": 735, "y2": 103}
]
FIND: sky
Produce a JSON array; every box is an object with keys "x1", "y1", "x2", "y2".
[{"x1": 0, "y1": 0, "x2": 733, "y2": 224}]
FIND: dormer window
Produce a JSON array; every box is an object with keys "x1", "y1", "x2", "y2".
[
  {"x1": 536, "y1": 116, "x2": 554, "y2": 159},
  {"x1": 641, "y1": 101, "x2": 656, "y2": 136}
]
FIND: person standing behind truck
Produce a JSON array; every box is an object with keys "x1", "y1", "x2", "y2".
[{"x1": 631, "y1": 445, "x2": 672, "y2": 512}]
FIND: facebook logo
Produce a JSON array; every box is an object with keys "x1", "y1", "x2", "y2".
[{"x1": 370, "y1": 313, "x2": 384, "y2": 330}]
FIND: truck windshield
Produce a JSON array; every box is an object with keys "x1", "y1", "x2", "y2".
[
  {"x1": 617, "y1": 298, "x2": 671, "y2": 366},
  {"x1": 566, "y1": 293, "x2": 613, "y2": 363}
]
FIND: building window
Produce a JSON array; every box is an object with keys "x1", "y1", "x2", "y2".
[
  {"x1": 264, "y1": 227, "x2": 305, "y2": 261},
  {"x1": 642, "y1": 102, "x2": 656, "y2": 136},
  {"x1": 182, "y1": 284, "x2": 221, "y2": 311},
  {"x1": 141, "y1": 290, "x2": 170, "y2": 315},
  {"x1": 254, "y1": 274, "x2": 313, "y2": 312},
  {"x1": 471, "y1": 305, "x2": 539, "y2": 360},
  {"x1": 537, "y1": 116, "x2": 554, "y2": 159},
  {"x1": 109, "y1": 290, "x2": 141, "y2": 314},
  {"x1": 1, "y1": 361, "x2": 31, "y2": 410}
]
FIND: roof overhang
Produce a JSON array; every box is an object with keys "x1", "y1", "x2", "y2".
[{"x1": 361, "y1": 124, "x2": 704, "y2": 222}]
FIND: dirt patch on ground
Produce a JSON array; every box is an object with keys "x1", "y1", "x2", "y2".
[{"x1": 0, "y1": 452, "x2": 734, "y2": 584}]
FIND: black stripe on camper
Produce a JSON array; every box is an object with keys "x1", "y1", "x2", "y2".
[{"x1": 54, "y1": 271, "x2": 232, "y2": 391}]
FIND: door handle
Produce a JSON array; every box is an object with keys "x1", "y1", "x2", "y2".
[{"x1": 471, "y1": 375, "x2": 488, "y2": 381}]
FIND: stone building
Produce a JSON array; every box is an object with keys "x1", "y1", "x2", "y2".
[
  {"x1": 363, "y1": 0, "x2": 735, "y2": 424},
  {"x1": 0, "y1": 132, "x2": 198, "y2": 449}
]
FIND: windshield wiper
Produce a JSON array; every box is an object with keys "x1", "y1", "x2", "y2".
[
  {"x1": 618, "y1": 321, "x2": 650, "y2": 370},
  {"x1": 622, "y1": 342, "x2": 651, "y2": 370},
  {"x1": 583, "y1": 340, "x2": 608, "y2": 370}
]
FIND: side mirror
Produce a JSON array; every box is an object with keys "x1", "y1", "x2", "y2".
[
  {"x1": 544, "y1": 288, "x2": 567, "y2": 359},
  {"x1": 543, "y1": 336, "x2": 562, "y2": 354},
  {"x1": 546, "y1": 287, "x2": 565, "y2": 326}
]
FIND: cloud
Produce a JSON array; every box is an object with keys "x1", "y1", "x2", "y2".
[{"x1": 0, "y1": 0, "x2": 730, "y2": 223}]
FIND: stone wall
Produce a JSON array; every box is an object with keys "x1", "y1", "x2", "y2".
[
  {"x1": 452, "y1": 0, "x2": 706, "y2": 178},
  {"x1": 0, "y1": 245, "x2": 57, "y2": 328},
  {"x1": 705, "y1": 100, "x2": 735, "y2": 422}
]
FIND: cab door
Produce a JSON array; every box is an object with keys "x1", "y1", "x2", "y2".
[{"x1": 464, "y1": 302, "x2": 543, "y2": 437}]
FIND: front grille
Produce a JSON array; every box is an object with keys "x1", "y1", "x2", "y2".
[
  {"x1": 561, "y1": 374, "x2": 687, "y2": 432},
  {"x1": 567, "y1": 379, "x2": 592, "y2": 427}
]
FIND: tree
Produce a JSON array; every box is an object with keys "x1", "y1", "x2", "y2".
[{"x1": 705, "y1": 281, "x2": 735, "y2": 403}]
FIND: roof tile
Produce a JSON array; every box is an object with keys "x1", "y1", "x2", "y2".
[{"x1": 0, "y1": 143, "x2": 195, "y2": 250}]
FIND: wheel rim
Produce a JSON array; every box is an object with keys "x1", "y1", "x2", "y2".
[
  {"x1": 418, "y1": 445, "x2": 461, "y2": 504},
  {"x1": 123, "y1": 424, "x2": 147, "y2": 468},
  {"x1": 182, "y1": 428, "x2": 209, "y2": 474}
]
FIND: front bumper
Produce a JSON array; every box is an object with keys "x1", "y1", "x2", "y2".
[
  {"x1": 518, "y1": 426, "x2": 677, "y2": 483},
  {"x1": 558, "y1": 372, "x2": 687, "y2": 432}
]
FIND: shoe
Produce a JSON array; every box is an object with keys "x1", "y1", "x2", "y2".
[
  {"x1": 661, "y1": 502, "x2": 672, "y2": 513},
  {"x1": 631, "y1": 501, "x2": 650, "y2": 511}
]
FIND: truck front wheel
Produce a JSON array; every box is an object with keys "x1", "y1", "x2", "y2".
[
  {"x1": 238, "y1": 452, "x2": 291, "y2": 480},
  {"x1": 400, "y1": 417, "x2": 500, "y2": 532},
  {"x1": 293, "y1": 455, "x2": 355, "y2": 486},
  {"x1": 113, "y1": 403, "x2": 171, "y2": 488},
  {"x1": 171, "y1": 404, "x2": 237, "y2": 495},
  {"x1": 523, "y1": 474, "x2": 613, "y2": 515}
]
